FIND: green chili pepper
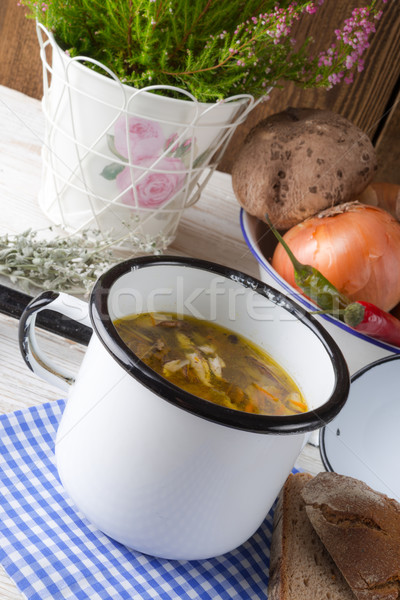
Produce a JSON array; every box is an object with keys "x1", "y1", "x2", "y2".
[{"x1": 265, "y1": 214, "x2": 350, "y2": 313}]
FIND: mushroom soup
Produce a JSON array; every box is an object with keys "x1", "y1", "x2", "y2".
[{"x1": 113, "y1": 312, "x2": 307, "y2": 416}]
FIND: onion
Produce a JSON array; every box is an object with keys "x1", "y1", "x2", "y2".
[{"x1": 271, "y1": 201, "x2": 400, "y2": 312}]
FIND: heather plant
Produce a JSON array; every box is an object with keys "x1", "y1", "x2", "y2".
[{"x1": 20, "y1": 0, "x2": 387, "y2": 102}]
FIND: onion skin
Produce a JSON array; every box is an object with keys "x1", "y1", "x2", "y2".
[{"x1": 271, "y1": 202, "x2": 400, "y2": 312}]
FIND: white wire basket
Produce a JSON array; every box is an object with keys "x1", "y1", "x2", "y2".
[{"x1": 37, "y1": 23, "x2": 266, "y2": 252}]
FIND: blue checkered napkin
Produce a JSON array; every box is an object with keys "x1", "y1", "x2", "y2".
[{"x1": 0, "y1": 400, "x2": 276, "y2": 600}]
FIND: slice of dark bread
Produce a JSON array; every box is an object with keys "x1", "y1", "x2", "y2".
[
  {"x1": 302, "y1": 472, "x2": 400, "y2": 600},
  {"x1": 268, "y1": 472, "x2": 355, "y2": 600}
]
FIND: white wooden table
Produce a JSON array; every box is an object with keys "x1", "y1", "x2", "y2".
[{"x1": 0, "y1": 84, "x2": 323, "y2": 600}]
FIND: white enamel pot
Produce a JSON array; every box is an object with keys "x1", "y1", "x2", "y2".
[{"x1": 19, "y1": 256, "x2": 349, "y2": 560}]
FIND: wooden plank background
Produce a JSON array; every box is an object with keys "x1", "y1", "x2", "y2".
[{"x1": 1, "y1": 0, "x2": 399, "y2": 183}]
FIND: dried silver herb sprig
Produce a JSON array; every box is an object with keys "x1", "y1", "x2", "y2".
[{"x1": 0, "y1": 228, "x2": 121, "y2": 296}]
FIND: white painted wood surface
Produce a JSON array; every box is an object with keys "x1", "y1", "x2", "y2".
[{"x1": 0, "y1": 84, "x2": 323, "y2": 600}]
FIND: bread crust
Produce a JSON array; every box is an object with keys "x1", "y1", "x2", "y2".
[
  {"x1": 268, "y1": 472, "x2": 297, "y2": 600},
  {"x1": 302, "y1": 472, "x2": 400, "y2": 600},
  {"x1": 268, "y1": 472, "x2": 355, "y2": 600}
]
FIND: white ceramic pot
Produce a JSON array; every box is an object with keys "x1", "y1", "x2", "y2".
[
  {"x1": 320, "y1": 354, "x2": 400, "y2": 500},
  {"x1": 36, "y1": 24, "x2": 257, "y2": 249},
  {"x1": 19, "y1": 256, "x2": 349, "y2": 560},
  {"x1": 240, "y1": 209, "x2": 400, "y2": 375}
]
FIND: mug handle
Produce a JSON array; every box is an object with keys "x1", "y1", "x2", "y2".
[{"x1": 19, "y1": 291, "x2": 93, "y2": 393}]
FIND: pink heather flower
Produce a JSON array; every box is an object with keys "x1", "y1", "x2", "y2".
[
  {"x1": 114, "y1": 116, "x2": 165, "y2": 163},
  {"x1": 305, "y1": 4, "x2": 318, "y2": 15},
  {"x1": 328, "y1": 72, "x2": 343, "y2": 85},
  {"x1": 117, "y1": 156, "x2": 186, "y2": 208},
  {"x1": 344, "y1": 73, "x2": 354, "y2": 85}
]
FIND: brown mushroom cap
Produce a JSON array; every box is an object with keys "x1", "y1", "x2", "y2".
[{"x1": 232, "y1": 107, "x2": 377, "y2": 229}]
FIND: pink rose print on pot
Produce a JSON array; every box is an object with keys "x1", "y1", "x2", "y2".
[
  {"x1": 114, "y1": 116, "x2": 165, "y2": 163},
  {"x1": 116, "y1": 156, "x2": 186, "y2": 208}
]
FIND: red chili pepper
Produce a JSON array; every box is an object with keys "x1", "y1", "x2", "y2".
[{"x1": 344, "y1": 301, "x2": 400, "y2": 348}]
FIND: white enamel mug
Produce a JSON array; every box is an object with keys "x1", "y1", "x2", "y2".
[{"x1": 19, "y1": 256, "x2": 349, "y2": 560}]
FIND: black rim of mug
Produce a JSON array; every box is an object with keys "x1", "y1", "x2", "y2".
[{"x1": 90, "y1": 255, "x2": 350, "y2": 434}]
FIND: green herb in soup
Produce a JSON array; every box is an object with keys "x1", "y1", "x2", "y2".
[{"x1": 113, "y1": 313, "x2": 307, "y2": 416}]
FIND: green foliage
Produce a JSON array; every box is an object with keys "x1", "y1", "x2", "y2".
[{"x1": 20, "y1": 0, "x2": 385, "y2": 102}]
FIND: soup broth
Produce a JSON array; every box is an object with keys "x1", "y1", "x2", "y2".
[{"x1": 113, "y1": 313, "x2": 307, "y2": 416}]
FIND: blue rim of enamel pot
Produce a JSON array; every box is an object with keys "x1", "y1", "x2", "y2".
[
  {"x1": 240, "y1": 208, "x2": 400, "y2": 355},
  {"x1": 90, "y1": 255, "x2": 350, "y2": 434}
]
